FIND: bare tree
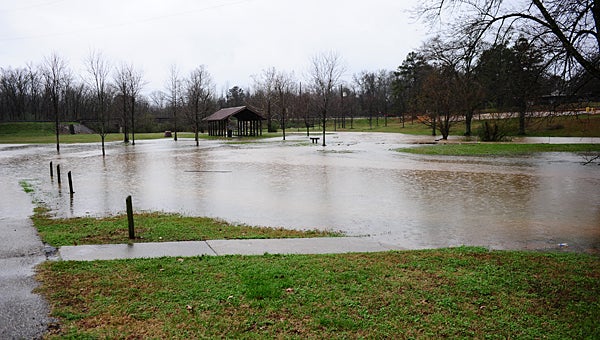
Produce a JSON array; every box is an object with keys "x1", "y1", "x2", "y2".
[
  {"x1": 84, "y1": 50, "x2": 112, "y2": 156},
  {"x1": 113, "y1": 63, "x2": 145, "y2": 144},
  {"x1": 308, "y1": 51, "x2": 346, "y2": 146},
  {"x1": 26, "y1": 63, "x2": 42, "y2": 120},
  {"x1": 418, "y1": 64, "x2": 460, "y2": 139},
  {"x1": 419, "y1": 0, "x2": 600, "y2": 81},
  {"x1": 421, "y1": 36, "x2": 484, "y2": 136},
  {"x1": 252, "y1": 67, "x2": 277, "y2": 132},
  {"x1": 165, "y1": 64, "x2": 182, "y2": 141},
  {"x1": 185, "y1": 65, "x2": 214, "y2": 146},
  {"x1": 274, "y1": 70, "x2": 296, "y2": 140},
  {"x1": 41, "y1": 53, "x2": 71, "y2": 153}
]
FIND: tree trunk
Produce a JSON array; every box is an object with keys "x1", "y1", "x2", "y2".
[
  {"x1": 122, "y1": 98, "x2": 129, "y2": 143},
  {"x1": 464, "y1": 111, "x2": 473, "y2": 136},
  {"x1": 322, "y1": 110, "x2": 326, "y2": 146},
  {"x1": 130, "y1": 97, "x2": 136, "y2": 145},
  {"x1": 54, "y1": 103, "x2": 60, "y2": 153}
]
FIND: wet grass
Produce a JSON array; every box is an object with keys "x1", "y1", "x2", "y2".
[
  {"x1": 0, "y1": 122, "x2": 283, "y2": 144},
  {"x1": 2, "y1": 115, "x2": 598, "y2": 144},
  {"x1": 31, "y1": 208, "x2": 341, "y2": 247},
  {"x1": 324, "y1": 114, "x2": 600, "y2": 137},
  {"x1": 36, "y1": 247, "x2": 600, "y2": 339},
  {"x1": 397, "y1": 143, "x2": 600, "y2": 156},
  {"x1": 18, "y1": 179, "x2": 35, "y2": 193}
]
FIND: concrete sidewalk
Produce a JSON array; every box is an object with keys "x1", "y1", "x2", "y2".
[{"x1": 58, "y1": 237, "x2": 402, "y2": 261}]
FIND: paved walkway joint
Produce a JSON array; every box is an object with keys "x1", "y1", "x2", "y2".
[{"x1": 58, "y1": 237, "x2": 402, "y2": 261}]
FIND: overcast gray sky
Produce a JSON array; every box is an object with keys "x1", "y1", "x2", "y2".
[{"x1": 0, "y1": 0, "x2": 427, "y2": 94}]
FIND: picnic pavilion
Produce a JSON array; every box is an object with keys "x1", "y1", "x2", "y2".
[{"x1": 203, "y1": 106, "x2": 265, "y2": 137}]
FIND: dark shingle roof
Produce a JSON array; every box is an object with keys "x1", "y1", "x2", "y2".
[{"x1": 203, "y1": 106, "x2": 265, "y2": 121}]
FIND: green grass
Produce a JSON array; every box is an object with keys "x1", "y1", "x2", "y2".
[
  {"x1": 312, "y1": 117, "x2": 433, "y2": 134},
  {"x1": 397, "y1": 143, "x2": 600, "y2": 156},
  {"x1": 19, "y1": 179, "x2": 35, "y2": 193},
  {"x1": 0, "y1": 122, "x2": 282, "y2": 144},
  {"x1": 36, "y1": 247, "x2": 600, "y2": 338},
  {"x1": 32, "y1": 208, "x2": 341, "y2": 247},
  {"x1": 2, "y1": 114, "x2": 598, "y2": 144},
  {"x1": 321, "y1": 114, "x2": 600, "y2": 137}
]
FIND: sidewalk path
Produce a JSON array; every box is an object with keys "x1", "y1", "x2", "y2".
[
  {"x1": 0, "y1": 216, "x2": 52, "y2": 339},
  {"x1": 58, "y1": 237, "x2": 402, "y2": 261}
]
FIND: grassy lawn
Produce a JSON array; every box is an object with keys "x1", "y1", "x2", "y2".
[
  {"x1": 323, "y1": 114, "x2": 600, "y2": 137},
  {"x1": 32, "y1": 208, "x2": 340, "y2": 247},
  {"x1": 36, "y1": 247, "x2": 599, "y2": 338},
  {"x1": 0, "y1": 122, "x2": 282, "y2": 144},
  {"x1": 2, "y1": 115, "x2": 598, "y2": 144},
  {"x1": 397, "y1": 143, "x2": 600, "y2": 156}
]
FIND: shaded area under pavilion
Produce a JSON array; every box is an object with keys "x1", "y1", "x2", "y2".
[{"x1": 202, "y1": 106, "x2": 265, "y2": 137}]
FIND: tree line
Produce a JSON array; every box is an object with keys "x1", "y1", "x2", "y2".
[{"x1": 1, "y1": 0, "x2": 598, "y2": 150}]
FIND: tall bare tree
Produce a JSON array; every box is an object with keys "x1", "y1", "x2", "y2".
[
  {"x1": 308, "y1": 51, "x2": 345, "y2": 146},
  {"x1": 85, "y1": 50, "x2": 112, "y2": 156},
  {"x1": 41, "y1": 53, "x2": 71, "y2": 152},
  {"x1": 186, "y1": 65, "x2": 214, "y2": 146},
  {"x1": 274, "y1": 70, "x2": 296, "y2": 140},
  {"x1": 165, "y1": 64, "x2": 182, "y2": 141},
  {"x1": 113, "y1": 63, "x2": 145, "y2": 144},
  {"x1": 252, "y1": 67, "x2": 277, "y2": 132}
]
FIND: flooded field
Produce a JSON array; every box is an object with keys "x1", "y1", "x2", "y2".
[{"x1": 1, "y1": 132, "x2": 599, "y2": 252}]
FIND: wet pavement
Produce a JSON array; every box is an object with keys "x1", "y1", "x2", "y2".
[
  {"x1": 58, "y1": 237, "x2": 402, "y2": 261},
  {"x1": 0, "y1": 181, "x2": 51, "y2": 338}
]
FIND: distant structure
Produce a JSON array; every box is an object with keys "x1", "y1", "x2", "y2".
[{"x1": 203, "y1": 106, "x2": 265, "y2": 137}]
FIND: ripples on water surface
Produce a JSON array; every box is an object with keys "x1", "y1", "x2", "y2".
[{"x1": 1, "y1": 132, "x2": 598, "y2": 253}]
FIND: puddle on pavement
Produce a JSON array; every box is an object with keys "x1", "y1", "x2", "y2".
[{"x1": 1, "y1": 132, "x2": 598, "y2": 253}]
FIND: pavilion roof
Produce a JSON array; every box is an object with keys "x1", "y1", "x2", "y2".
[{"x1": 203, "y1": 106, "x2": 265, "y2": 121}]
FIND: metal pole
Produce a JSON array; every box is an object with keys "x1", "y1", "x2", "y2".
[{"x1": 126, "y1": 195, "x2": 135, "y2": 239}]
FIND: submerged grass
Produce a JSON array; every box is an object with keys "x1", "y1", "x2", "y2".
[
  {"x1": 397, "y1": 143, "x2": 600, "y2": 156},
  {"x1": 32, "y1": 209, "x2": 341, "y2": 247},
  {"x1": 36, "y1": 247, "x2": 600, "y2": 339}
]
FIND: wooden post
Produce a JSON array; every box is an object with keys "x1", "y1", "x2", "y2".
[
  {"x1": 50, "y1": 161, "x2": 53, "y2": 178},
  {"x1": 126, "y1": 195, "x2": 135, "y2": 239},
  {"x1": 56, "y1": 164, "x2": 61, "y2": 184},
  {"x1": 67, "y1": 171, "x2": 74, "y2": 196}
]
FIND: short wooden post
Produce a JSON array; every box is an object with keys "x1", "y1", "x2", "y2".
[
  {"x1": 56, "y1": 164, "x2": 61, "y2": 184},
  {"x1": 50, "y1": 161, "x2": 53, "y2": 178},
  {"x1": 67, "y1": 171, "x2": 74, "y2": 196},
  {"x1": 126, "y1": 195, "x2": 135, "y2": 239}
]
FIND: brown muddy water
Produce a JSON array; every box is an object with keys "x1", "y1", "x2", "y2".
[{"x1": 1, "y1": 132, "x2": 598, "y2": 253}]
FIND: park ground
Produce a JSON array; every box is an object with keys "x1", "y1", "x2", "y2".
[{"x1": 5, "y1": 117, "x2": 600, "y2": 338}]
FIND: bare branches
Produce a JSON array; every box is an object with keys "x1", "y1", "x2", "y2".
[
  {"x1": 308, "y1": 51, "x2": 346, "y2": 146},
  {"x1": 41, "y1": 52, "x2": 71, "y2": 152},
  {"x1": 113, "y1": 63, "x2": 145, "y2": 144},
  {"x1": 84, "y1": 50, "x2": 112, "y2": 155},
  {"x1": 185, "y1": 65, "x2": 214, "y2": 146},
  {"x1": 420, "y1": 0, "x2": 600, "y2": 81}
]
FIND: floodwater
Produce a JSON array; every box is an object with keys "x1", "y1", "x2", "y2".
[{"x1": 1, "y1": 132, "x2": 599, "y2": 253}]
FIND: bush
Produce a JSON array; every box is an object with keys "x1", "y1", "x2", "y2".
[{"x1": 477, "y1": 121, "x2": 509, "y2": 141}]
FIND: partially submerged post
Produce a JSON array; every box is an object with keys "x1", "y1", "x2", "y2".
[
  {"x1": 67, "y1": 171, "x2": 74, "y2": 196},
  {"x1": 126, "y1": 195, "x2": 135, "y2": 239},
  {"x1": 56, "y1": 164, "x2": 61, "y2": 184},
  {"x1": 50, "y1": 161, "x2": 53, "y2": 178}
]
